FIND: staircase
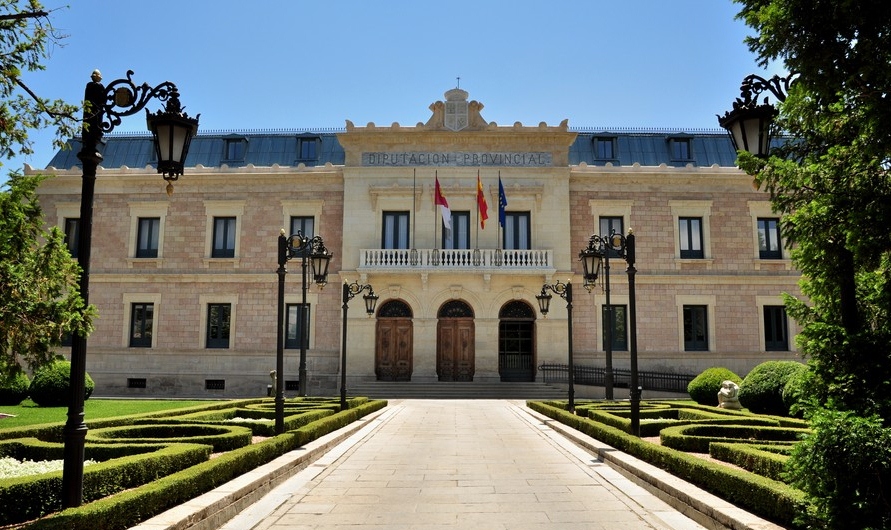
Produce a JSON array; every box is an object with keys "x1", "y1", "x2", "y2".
[{"x1": 348, "y1": 380, "x2": 567, "y2": 400}]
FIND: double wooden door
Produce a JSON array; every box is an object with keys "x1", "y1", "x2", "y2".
[
  {"x1": 375, "y1": 318, "x2": 413, "y2": 381},
  {"x1": 437, "y1": 318, "x2": 475, "y2": 381}
]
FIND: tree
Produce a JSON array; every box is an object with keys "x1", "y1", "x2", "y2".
[
  {"x1": 1, "y1": 0, "x2": 79, "y2": 171},
  {"x1": 0, "y1": 174, "x2": 94, "y2": 376},
  {"x1": 733, "y1": 0, "x2": 891, "y2": 526}
]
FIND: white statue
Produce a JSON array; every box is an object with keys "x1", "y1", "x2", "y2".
[{"x1": 717, "y1": 380, "x2": 742, "y2": 409}]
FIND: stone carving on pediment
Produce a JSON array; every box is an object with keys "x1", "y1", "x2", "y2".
[{"x1": 424, "y1": 87, "x2": 488, "y2": 131}]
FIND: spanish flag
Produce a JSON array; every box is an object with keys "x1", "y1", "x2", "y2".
[{"x1": 476, "y1": 172, "x2": 489, "y2": 229}]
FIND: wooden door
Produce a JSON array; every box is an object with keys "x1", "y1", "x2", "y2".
[
  {"x1": 375, "y1": 318, "x2": 413, "y2": 381},
  {"x1": 437, "y1": 318, "x2": 475, "y2": 381}
]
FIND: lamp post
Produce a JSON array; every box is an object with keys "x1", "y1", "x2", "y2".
[
  {"x1": 536, "y1": 280, "x2": 575, "y2": 413},
  {"x1": 276, "y1": 230, "x2": 332, "y2": 433},
  {"x1": 340, "y1": 280, "x2": 379, "y2": 410},
  {"x1": 579, "y1": 230, "x2": 641, "y2": 436},
  {"x1": 718, "y1": 73, "x2": 795, "y2": 158},
  {"x1": 63, "y1": 70, "x2": 199, "y2": 508}
]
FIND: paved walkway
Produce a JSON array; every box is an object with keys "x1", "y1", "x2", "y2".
[{"x1": 220, "y1": 400, "x2": 710, "y2": 530}]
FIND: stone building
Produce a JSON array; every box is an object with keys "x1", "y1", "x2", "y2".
[{"x1": 32, "y1": 88, "x2": 802, "y2": 397}]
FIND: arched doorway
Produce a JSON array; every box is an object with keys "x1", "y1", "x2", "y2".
[
  {"x1": 498, "y1": 300, "x2": 536, "y2": 382},
  {"x1": 375, "y1": 300, "x2": 413, "y2": 381},
  {"x1": 436, "y1": 300, "x2": 475, "y2": 382}
]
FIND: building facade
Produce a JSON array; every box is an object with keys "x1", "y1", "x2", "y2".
[{"x1": 32, "y1": 88, "x2": 802, "y2": 397}]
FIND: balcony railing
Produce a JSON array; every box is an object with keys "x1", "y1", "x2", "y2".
[{"x1": 359, "y1": 248, "x2": 553, "y2": 272}]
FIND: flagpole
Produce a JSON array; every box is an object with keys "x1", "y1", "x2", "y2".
[
  {"x1": 497, "y1": 171, "x2": 502, "y2": 250},
  {"x1": 411, "y1": 168, "x2": 417, "y2": 265},
  {"x1": 433, "y1": 170, "x2": 438, "y2": 250},
  {"x1": 475, "y1": 170, "x2": 480, "y2": 250}
]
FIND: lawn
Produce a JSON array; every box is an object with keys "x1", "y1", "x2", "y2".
[{"x1": 0, "y1": 399, "x2": 218, "y2": 429}]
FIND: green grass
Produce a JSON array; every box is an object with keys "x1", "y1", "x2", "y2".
[{"x1": 0, "y1": 399, "x2": 219, "y2": 429}]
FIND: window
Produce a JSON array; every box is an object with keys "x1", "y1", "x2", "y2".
[
  {"x1": 679, "y1": 217, "x2": 704, "y2": 259},
  {"x1": 602, "y1": 305, "x2": 628, "y2": 351},
  {"x1": 290, "y1": 216, "x2": 315, "y2": 239},
  {"x1": 442, "y1": 211, "x2": 470, "y2": 249},
  {"x1": 224, "y1": 138, "x2": 245, "y2": 161},
  {"x1": 670, "y1": 138, "x2": 692, "y2": 160},
  {"x1": 764, "y1": 305, "x2": 789, "y2": 351},
  {"x1": 289, "y1": 216, "x2": 315, "y2": 257},
  {"x1": 64, "y1": 218, "x2": 79, "y2": 259},
  {"x1": 136, "y1": 217, "x2": 160, "y2": 258},
  {"x1": 757, "y1": 218, "x2": 782, "y2": 259},
  {"x1": 205, "y1": 379, "x2": 226, "y2": 390},
  {"x1": 594, "y1": 137, "x2": 616, "y2": 159},
  {"x1": 382, "y1": 211, "x2": 410, "y2": 249},
  {"x1": 129, "y1": 303, "x2": 154, "y2": 347},
  {"x1": 285, "y1": 303, "x2": 310, "y2": 349},
  {"x1": 503, "y1": 212, "x2": 531, "y2": 250},
  {"x1": 600, "y1": 216, "x2": 624, "y2": 258},
  {"x1": 212, "y1": 217, "x2": 236, "y2": 258},
  {"x1": 296, "y1": 136, "x2": 319, "y2": 161},
  {"x1": 206, "y1": 303, "x2": 231, "y2": 348},
  {"x1": 683, "y1": 305, "x2": 709, "y2": 351}
]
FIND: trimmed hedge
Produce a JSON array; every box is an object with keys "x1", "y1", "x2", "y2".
[
  {"x1": 527, "y1": 400, "x2": 806, "y2": 528},
  {"x1": 0, "y1": 442, "x2": 210, "y2": 526},
  {"x1": 738, "y1": 361, "x2": 807, "y2": 416},
  {"x1": 710, "y1": 442, "x2": 791, "y2": 482},
  {"x1": 143, "y1": 404, "x2": 337, "y2": 436},
  {"x1": 0, "y1": 368, "x2": 30, "y2": 405},
  {"x1": 27, "y1": 360, "x2": 94, "y2": 407},
  {"x1": 0, "y1": 398, "x2": 268, "y2": 442},
  {"x1": 660, "y1": 423, "x2": 808, "y2": 453},
  {"x1": 86, "y1": 424, "x2": 253, "y2": 452},
  {"x1": 19, "y1": 399, "x2": 387, "y2": 530}
]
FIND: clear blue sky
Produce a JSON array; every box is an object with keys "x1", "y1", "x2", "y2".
[{"x1": 6, "y1": 0, "x2": 780, "y2": 176}]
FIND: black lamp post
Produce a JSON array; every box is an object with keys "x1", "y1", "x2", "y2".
[
  {"x1": 537, "y1": 280, "x2": 575, "y2": 413},
  {"x1": 63, "y1": 70, "x2": 199, "y2": 508},
  {"x1": 275, "y1": 230, "x2": 332, "y2": 433},
  {"x1": 718, "y1": 73, "x2": 795, "y2": 158},
  {"x1": 578, "y1": 234, "x2": 615, "y2": 399},
  {"x1": 579, "y1": 230, "x2": 641, "y2": 436},
  {"x1": 340, "y1": 280, "x2": 378, "y2": 411}
]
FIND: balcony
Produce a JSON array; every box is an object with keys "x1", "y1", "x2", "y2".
[{"x1": 358, "y1": 248, "x2": 554, "y2": 275}]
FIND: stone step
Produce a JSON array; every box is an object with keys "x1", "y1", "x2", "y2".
[{"x1": 348, "y1": 381, "x2": 568, "y2": 400}]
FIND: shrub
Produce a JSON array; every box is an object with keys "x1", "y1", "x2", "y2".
[
  {"x1": 738, "y1": 360, "x2": 805, "y2": 416},
  {"x1": 28, "y1": 361, "x2": 94, "y2": 407},
  {"x1": 781, "y1": 364, "x2": 812, "y2": 418},
  {"x1": 0, "y1": 369, "x2": 30, "y2": 406},
  {"x1": 687, "y1": 367, "x2": 742, "y2": 406},
  {"x1": 786, "y1": 409, "x2": 891, "y2": 529}
]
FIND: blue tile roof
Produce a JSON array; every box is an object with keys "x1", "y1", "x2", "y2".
[{"x1": 45, "y1": 128, "x2": 739, "y2": 170}]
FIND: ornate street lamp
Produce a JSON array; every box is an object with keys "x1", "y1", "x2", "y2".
[
  {"x1": 275, "y1": 230, "x2": 332, "y2": 433},
  {"x1": 718, "y1": 73, "x2": 795, "y2": 158},
  {"x1": 64, "y1": 70, "x2": 199, "y2": 508},
  {"x1": 579, "y1": 230, "x2": 641, "y2": 436},
  {"x1": 340, "y1": 280, "x2": 379, "y2": 410},
  {"x1": 537, "y1": 280, "x2": 575, "y2": 413}
]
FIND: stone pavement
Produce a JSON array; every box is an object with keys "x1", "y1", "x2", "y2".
[
  {"x1": 133, "y1": 399, "x2": 786, "y2": 530},
  {"x1": 213, "y1": 400, "x2": 740, "y2": 530}
]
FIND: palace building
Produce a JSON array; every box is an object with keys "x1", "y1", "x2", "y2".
[{"x1": 32, "y1": 88, "x2": 802, "y2": 398}]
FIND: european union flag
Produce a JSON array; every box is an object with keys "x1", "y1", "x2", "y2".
[{"x1": 498, "y1": 176, "x2": 507, "y2": 228}]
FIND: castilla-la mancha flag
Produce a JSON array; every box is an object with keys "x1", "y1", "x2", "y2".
[
  {"x1": 477, "y1": 172, "x2": 489, "y2": 229},
  {"x1": 434, "y1": 175, "x2": 451, "y2": 231}
]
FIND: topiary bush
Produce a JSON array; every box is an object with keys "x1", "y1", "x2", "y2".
[
  {"x1": 0, "y1": 369, "x2": 30, "y2": 405},
  {"x1": 28, "y1": 360, "x2": 94, "y2": 407},
  {"x1": 687, "y1": 367, "x2": 743, "y2": 406},
  {"x1": 738, "y1": 360, "x2": 805, "y2": 416}
]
